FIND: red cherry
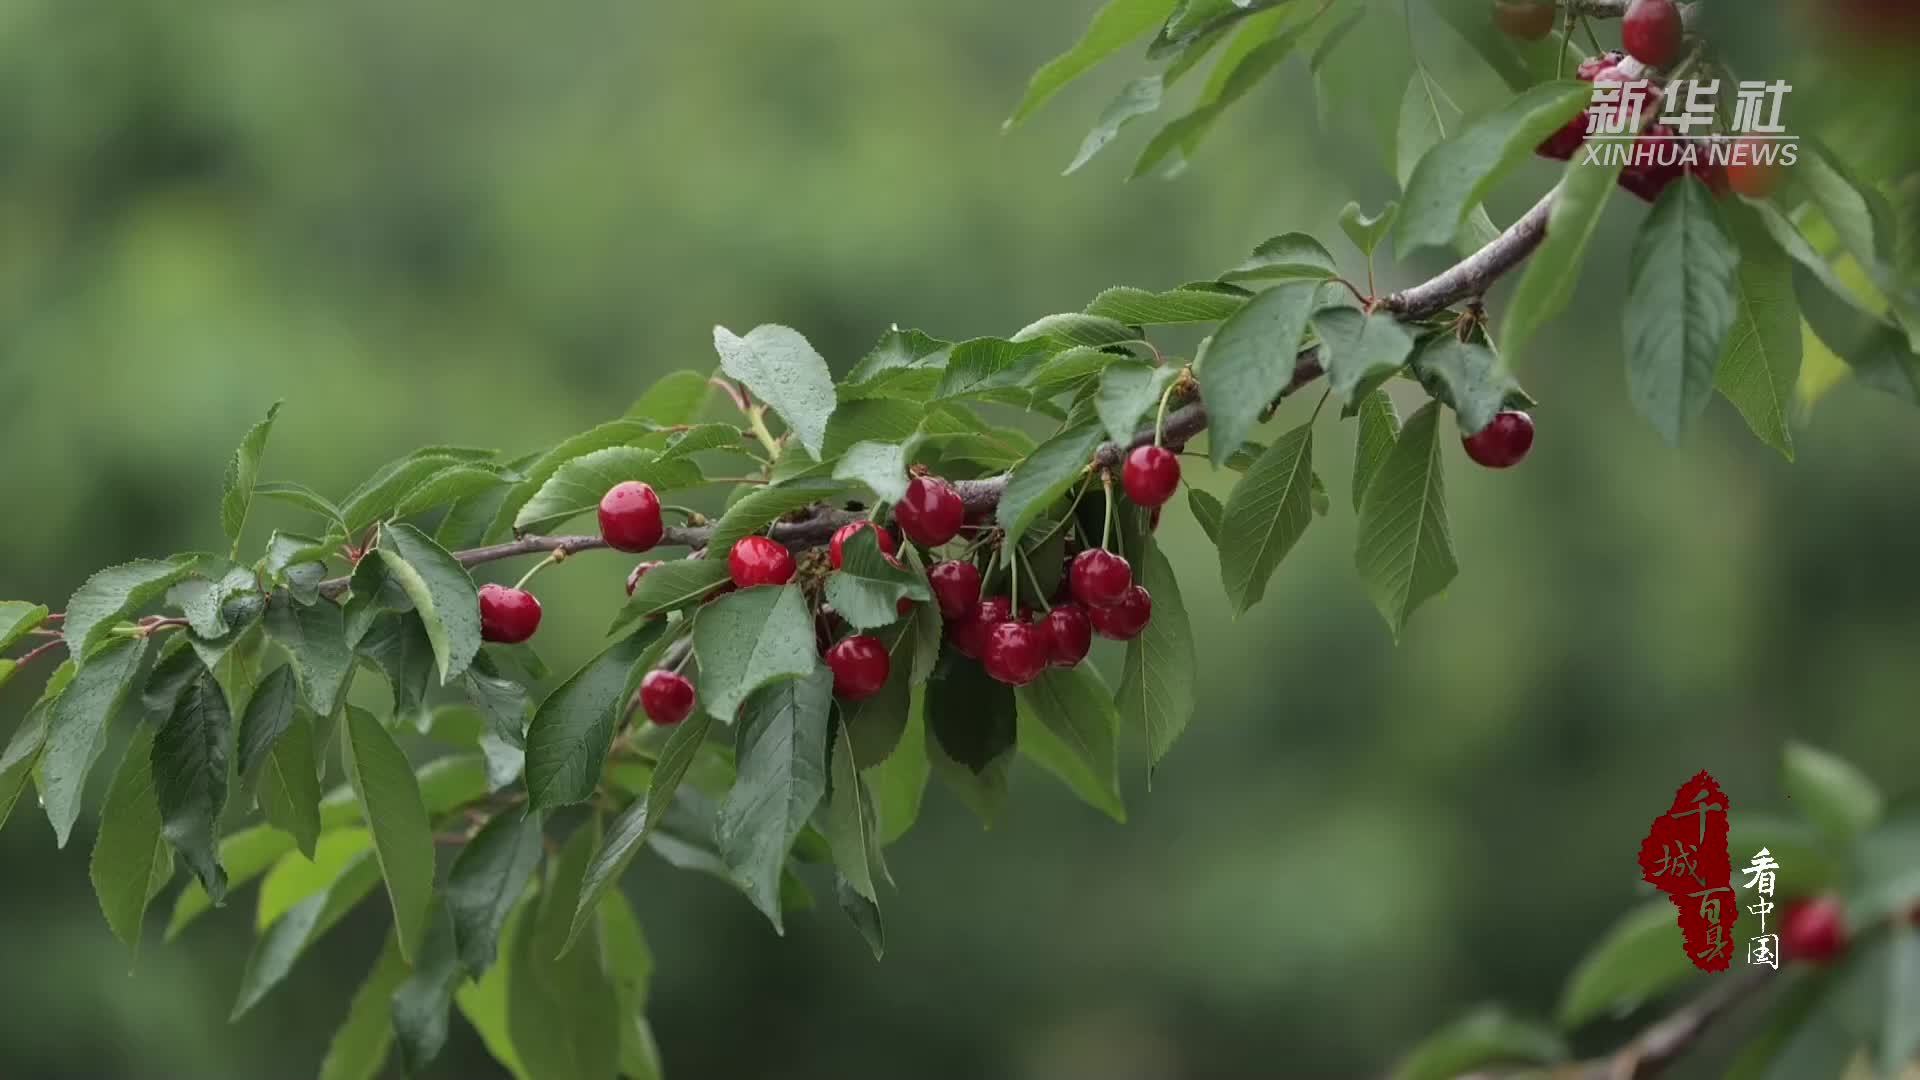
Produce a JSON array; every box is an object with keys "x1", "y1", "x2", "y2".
[
  {"x1": 826, "y1": 635, "x2": 891, "y2": 700},
  {"x1": 981, "y1": 621, "x2": 1048, "y2": 686},
  {"x1": 1088, "y1": 586, "x2": 1152, "y2": 640},
  {"x1": 829, "y1": 520, "x2": 898, "y2": 569},
  {"x1": 1493, "y1": 0, "x2": 1556, "y2": 40},
  {"x1": 895, "y1": 475, "x2": 966, "y2": 547},
  {"x1": 1069, "y1": 549, "x2": 1133, "y2": 609},
  {"x1": 1618, "y1": 125, "x2": 1687, "y2": 203},
  {"x1": 1726, "y1": 136, "x2": 1784, "y2": 198},
  {"x1": 598, "y1": 481, "x2": 664, "y2": 553},
  {"x1": 1040, "y1": 604, "x2": 1093, "y2": 668},
  {"x1": 1779, "y1": 896, "x2": 1850, "y2": 965},
  {"x1": 625, "y1": 560, "x2": 663, "y2": 597},
  {"x1": 1689, "y1": 150, "x2": 1731, "y2": 199},
  {"x1": 727, "y1": 536, "x2": 796, "y2": 587},
  {"x1": 639, "y1": 669, "x2": 697, "y2": 726},
  {"x1": 952, "y1": 596, "x2": 1010, "y2": 659},
  {"x1": 1538, "y1": 53, "x2": 1622, "y2": 160},
  {"x1": 1461, "y1": 410, "x2": 1536, "y2": 469},
  {"x1": 478, "y1": 584, "x2": 542, "y2": 644},
  {"x1": 928, "y1": 561, "x2": 983, "y2": 620},
  {"x1": 1122, "y1": 445, "x2": 1182, "y2": 508},
  {"x1": 1622, "y1": 0, "x2": 1684, "y2": 68}
]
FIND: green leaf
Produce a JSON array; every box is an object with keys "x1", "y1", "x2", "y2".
[
  {"x1": 0, "y1": 601, "x2": 48, "y2": 653},
  {"x1": 1132, "y1": 16, "x2": 1310, "y2": 178},
  {"x1": 609, "y1": 559, "x2": 733, "y2": 634},
  {"x1": 693, "y1": 585, "x2": 817, "y2": 724},
  {"x1": 1391, "y1": 1006, "x2": 1568, "y2": 1080},
  {"x1": 1351, "y1": 388, "x2": 1401, "y2": 512},
  {"x1": 835, "y1": 619, "x2": 921, "y2": 768},
  {"x1": 376, "y1": 523, "x2": 482, "y2": 684},
  {"x1": 340, "y1": 452, "x2": 483, "y2": 534},
  {"x1": 995, "y1": 420, "x2": 1104, "y2": 547},
  {"x1": 1624, "y1": 178, "x2": 1742, "y2": 443},
  {"x1": 868, "y1": 697, "x2": 929, "y2": 845},
  {"x1": 823, "y1": 725, "x2": 890, "y2": 959},
  {"x1": 1005, "y1": 0, "x2": 1177, "y2": 128},
  {"x1": 257, "y1": 829, "x2": 371, "y2": 931},
  {"x1": 43, "y1": 636, "x2": 149, "y2": 847},
  {"x1": 718, "y1": 665, "x2": 834, "y2": 930},
  {"x1": 1556, "y1": 902, "x2": 1695, "y2": 1029},
  {"x1": 625, "y1": 368, "x2": 715, "y2": 426},
  {"x1": 1064, "y1": 74, "x2": 1164, "y2": 175},
  {"x1": 221, "y1": 401, "x2": 282, "y2": 553},
  {"x1": 488, "y1": 419, "x2": 652, "y2": 539},
  {"x1": 713, "y1": 323, "x2": 837, "y2": 458},
  {"x1": 319, "y1": 933, "x2": 407, "y2": 1080},
  {"x1": 1884, "y1": 924, "x2": 1920, "y2": 1076},
  {"x1": 1502, "y1": 153, "x2": 1625, "y2": 362},
  {"x1": 257, "y1": 711, "x2": 322, "y2": 860},
  {"x1": 1395, "y1": 80, "x2": 1590, "y2": 257},
  {"x1": 1355, "y1": 402, "x2": 1457, "y2": 638},
  {"x1": 511, "y1": 446, "x2": 702, "y2": 534},
  {"x1": 235, "y1": 665, "x2": 298, "y2": 781},
  {"x1": 1338, "y1": 201, "x2": 1397, "y2": 257},
  {"x1": 1084, "y1": 285, "x2": 1245, "y2": 324},
  {"x1": 446, "y1": 809, "x2": 545, "y2": 976},
  {"x1": 1187, "y1": 487, "x2": 1224, "y2": 544},
  {"x1": 1783, "y1": 741, "x2": 1883, "y2": 837},
  {"x1": 90, "y1": 723, "x2": 173, "y2": 961},
  {"x1": 1218, "y1": 423, "x2": 1316, "y2": 614},
  {"x1": 392, "y1": 462, "x2": 518, "y2": 519},
  {"x1": 264, "y1": 593, "x2": 354, "y2": 715},
  {"x1": 925, "y1": 655, "x2": 1018, "y2": 826},
  {"x1": 1220, "y1": 233, "x2": 1338, "y2": 284},
  {"x1": 150, "y1": 664, "x2": 232, "y2": 902},
  {"x1": 231, "y1": 850, "x2": 383, "y2": 1018},
  {"x1": 392, "y1": 900, "x2": 463, "y2": 1075},
  {"x1": 456, "y1": 897, "x2": 534, "y2": 1080},
  {"x1": 525, "y1": 627, "x2": 661, "y2": 810},
  {"x1": 824, "y1": 530, "x2": 932, "y2": 632},
  {"x1": 512, "y1": 821, "x2": 621, "y2": 1080},
  {"x1": 1094, "y1": 361, "x2": 1180, "y2": 447},
  {"x1": 255, "y1": 481, "x2": 349, "y2": 531},
  {"x1": 1795, "y1": 264, "x2": 1920, "y2": 406},
  {"x1": 933, "y1": 337, "x2": 1054, "y2": 402},
  {"x1": 343, "y1": 705, "x2": 435, "y2": 961},
  {"x1": 707, "y1": 479, "x2": 848, "y2": 553},
  {"x1": 599, "y1": 892, "x2": 660, "y2": 1074},
  {"x1": 1012, "y1": 313, "x2": 1141, "y2": 351},
  {"x1": 1118, "y1": 542, "x2": 1195, "y2": 769},
  {"x1": 63, "y1": 557, "x2": 196, "y2": 660},
  {"x1": 1314, "y1": 307, "x2": 1415, "y2": 402},
  {"x1": 358, "y1": 614, "x2": 436, "y2": 723},
  {"x1": 1410, "y1": 337, "x2": 1532, "y2": 436},
  {"x1": 1715, "y1": 204, "x2": 1800, "y2": 459},
  {"x1": 1016, "y1": 665, "x2": 1125, "y2": 822},
  {"x1": 1395, "y1": 69, "x2": 1500, "y2": 251},
  {"x1": 0, "y1": 663, "x2": 72, "y2": 829},
  {"x1": 1198, "y1": 281, "x2": 1319, "y2": 465},
  {"x1": 832, "y1": 440, "x2": 912, "y2": 505}
]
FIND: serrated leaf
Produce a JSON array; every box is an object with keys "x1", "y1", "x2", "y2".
[
  {"x1": 343, "y1": 705, "x2": 434, "y2": 961},
  {"x1": 925, "y1": 655, "x2": 1017, "y2": 826},
  {"x1": 1016, "y1": 664, "x2": 1125, "y2": 822},
  {"x1": 264, "y1": 593, "x2": 354, "y2": 715},
  {"x1": 1085, "y1": 285, "x2": 1246, "y2": 324},
  {"x1": 393, "y1": 462, "x2": 518, "y2": 519},
  {"x1": 832, "y1": 440, "x2": 912, "y2": 505},
  {"x1": 1119, "y1": 543, "x2": 1195, "y2": 769},
  {"x1": 392, "y1": 900, "x2": 463, "y2": 1075},
  {"x1": 1218, "y1": 423, "x2": 1315, "y2": 613},
  {"x1": 455, "y1": 900, "x2": 533, "y2": 1080},
  {"x1": 625, "y1": 368, "x2": 715, "y2": 426},
  {"x1": 1624, "y1": 178, "x2": 1742, "y2": 443},
  {"x1": 358, "y1": 614, "x2": 436, "y2": 723},
  {"x1": 1355, "y1": 402, "x2": 1457, "y2": 637},
  {"x1": 693, "y1": 585, "x2": 817, "y2": 723},
  {"x1": 235, "y1": 665, "x2": 298, "y2": 781},
  {"x1": 1094, "y1": 361, "x2": 1179, "y2": 447},
  {"x1": 995, "y1": 420, "x2": 1104, "y2": 547},
  {"x1": 1795, "y1": 263, "x2": 1920, "y2": 406},
  {"x1": 91, "y1": 723, "x2": 172, "y2": 961},
  {"x1": 934, "y1": 337, "x2": 1054, "y2": 401},
  {"x1": 340, "y1": 452, "x2": 473, "y2": 534},
  {"x1": 0, "y1": 601, "x2": 49, "y2": 653},
  {"x1": 1133, "y1": 16, "x2": 1309, "y2": 179},
  {"x1": 221, "y1": 402, "x2": 282, "y2": 552},
  {"x1": 1005, "y1": 0, "x2": 1178, "y2": 128},
  {"x1": 525, "y1": 627, "x2": 661, "y2": 810},
  {"x1": 1396, "y1": 80, "x2": 1590, "y2": 257},
  {"x1": 319, "y1": 933, "x2": 407, "y2": 1080},
  {"x1": 1556, "y1": 902, "x2": 1694, "y2": 1029},
  {"x1": 152, "y1": 666, "x2": 230, "y2": 899},
  {"x1": 511, "y1": 446, "x2": 702, "y2": 534},
  {"x1": 868, "y1": 696, "x2": 929, "y2": 846},
  {"x1": 824, "y1": 529, "x2": 930, "y2": 631},
  {"x1": 43, "y1": 636, "x2": 149, "y2": 847},
  {"x1": 1395, "y1": 69, "x2": 1501, "y2": 251},
  {"x1": 841, "y1": 329, "x2": 951, "y2": 400},
  {"x1": 718, "y1": 665, "x2": 833, "y2": 931},
  {"x1": 488, "y1": 419, "x2": 654, "y2": 540},
  {"x1": 609, "y1": 559, "x2": 733, "y2": 634},
  {"x1": 1351, "y1": 389, "x2": 1401, "y2": 512},
  {"x1": 1783, "y1": 741, "x2": 1883, "y2": 837},
  {"x1": 707, "y1": 479, "x2": 848, "y2": 553},
  {"x1": 1338, "y1": 201, "x2": 1398, "y2": 256},
  {"x1": 446, "y1": 809, "x2": 544, "y2": 976},
  {"x1": 0, "y1": 663, "x2": 72, "y2": 830},
  {"x1": 257, "y1": 710, "x2": 322, "y2": 860},
  {"x1": 1716, "y1": 205, "x2": 1800, "y2": 460},
  {"x1": 714, "y1": 323, "x2": 837, "y2": 459},
  {"x1": 1221, "y1": 233, "x2": 1338, "y2": 284},
  {"x1": 1012, "y1": 313, "x2": 1141, "y2": 350},
  {"x1": 1502, "y1": 157, "x2": 1624, "y2": 364},
  {"x1": 1410, "y1": 338, "x2": 1532, "y2": 436},
  {"x1": 509, "y1": 820, "x2": 620, "y2": 1080},
  {"x1": 231, "y1": 850, "x2": 383, "y2": 1018},
  {"x1": 376, "y1": 523, "x2": 481, "y2": 684},
  {"x1": 1065, "y1": 74, "x2": 1165, "y2": 175},
  {"x1": 255, "y1": 481, "x2": 349, "y2": 531},
  {"x1": 1314, "y1": 307, "x2": 1415, "y2": 402},
  {"x1": 824, "y1": 723, "x2": 890, "y2": 907},
  {"x1": 1392, "y1": 1006, "x2": 1568, "y2": 1080},
  {"x1": 63, "y1": 557, "x2": 196, "y2": 660},
  {"x1": 1199, "y1": 281, "x2": 1319, "y2": 466},
  {"x1": 1187, "y1": 487, "x2": 1224, "y2": 544}
]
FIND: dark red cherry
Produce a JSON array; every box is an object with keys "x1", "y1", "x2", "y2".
[
  {"x1": 829, "y1": 520, "x2": 898, "y2": 570},
  {"x1": 478, "y1": 584, "x2": 542, "y2": 644},
  {"x1": 727, "y1": 536, "x2": 796, "y2": 587},
  {"x1": 1779, "y1": 896, "x2": 1850, "y2": 965},
  {"x1": 929, "y1": 561, "x2": 983, "y2": 620},
  {"x1": 952, "y1": 596, "x2": 1010, "y2": 660},
  {"x1": 1461, "y1": 411, "x2": 1536, "y2": 469},
  {"x1": 1040, "y1": 604, "x2": 1093, "y2": 668},
  {"x1": 1087, "y1": 585, "x2": 1152, "y2": 640},
  {"x1": 1493, "y1": 0, "x2": 1556, "y2": 41},
  {"x1": 1069, "y1": 549, "x2": 1132, "y2": 609},
  {"x1": 826, "y1": 635, "x2": 891, "y2": 700},
  {"x1": 639, "y1": 669, "x2": 697, "y2": 725},
  {"x1": 1122, "y1": 445, "x2": 1182, "y2": 508},
  {"x1": 981, "y1": 621, "x2": 1048, "y2": 686},
  {"x1": 895, "y1": 475, "x2": 966, "y2": 547},
  {"x1": 598, "y1": 481, "x2": 664, "y2": 553},
  {"x1": 1622, "y1": 0, "x2": 1685, "y2": 68}
]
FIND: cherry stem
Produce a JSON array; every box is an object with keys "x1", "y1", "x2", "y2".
[
  {"x1": 1099, "y1": 471, "x2": 1115, "y2": 551},
  {"x1": 662, "y1": 505, "x2": 705, "y2": 521},
  {"x1": 746, "y1": 406, "x2": 782, "y2": 460},
  {"x1": 1009, "y1": 544, "x2": 1021, "y2": 612},
  {"x1": 1153, "y1": 379, "x2": 1180, "y2": 448},
  {"x1": 1016, "y1": 549, "x2": 1052, "y2": 615},
  {"x1": 512, "y1": 549, "x2": 566, "y2": 592},
  {"x1": 15, "y1": 639, "x2": 66, "y2": 669}
]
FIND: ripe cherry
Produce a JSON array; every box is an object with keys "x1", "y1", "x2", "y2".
[
  {"x1": 1779, "y1": 896, "x2": 1850, "y2": 965},
  {"x1": 1493, "y1": 0, "x2": 1556, "y2": 40},
  {"x1": 1462, "y1": 410, "x2": 1536, "y2": 469},
  {"x1": 1122, "y1": 445, "x2": 1182, "y2": 509},
  {"x1": 952, "y1": 596, "x2": 1010, "y2": 659},
  {"x1": 1618, "y1": 125, "x2": 1687, "y2": 202},
  {"x1": 1069, "y1": 549, "x2": 1133, "y2": 609},
  {"x1": 728, "y1": 536, "x2": 796, "y2": 587},
  {"x1": 599, "y1": 481, "x2": 664, "y2": 553},
  {"x1": 829, "y1": 520, "x2": 897, "y2": 570},
  {"x1": 1726, "y1": 137, "x2": 1784, "y2": 198},
  {"x1": 639, "y1": 669, "x2": 697, "y2": 726},
  {"x1": 478, "y1": 584, "x2": 542, "y2": 644},
  {"x1": 1040, "y1": 604, "x2": 1093, "y2": 668},
  {"x1": 895, "y1": 475, "x2": 966, "y2": 547},
  {"x1": 928, "y1": 561, "x2": 983, "y2": 620},
  {"x1": 1538, "y1": 52, "x2": 1623, "y2": 160},
  {"x1": 982, "y1": 620, "x2": 1048, "y2": 686},
  {"x1": 1088, "y1": 585, "x2": 1152, "y2": 640},
  {"x1": 826, "y1": 635, "x2": 891, "y2": 700},
  {"x1": 1622, "y1": 0, "x2": 1685, "y2": 68},
  {"x1": 625, "y1": 560, "x2": 663, "y2": 597}
]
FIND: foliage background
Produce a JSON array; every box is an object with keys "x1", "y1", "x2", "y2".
[{"x1": 0, "y1": 1, "x2": 1914, "y2": 1077}]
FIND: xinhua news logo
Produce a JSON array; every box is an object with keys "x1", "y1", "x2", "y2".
[{"x1": 1580, "y1": 79, "x2": 1799, "y2": 170}]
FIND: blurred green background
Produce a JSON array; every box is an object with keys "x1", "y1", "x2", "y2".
[{"x1": 1, "y1": 1, "x2": 1915, "y2": 1077}]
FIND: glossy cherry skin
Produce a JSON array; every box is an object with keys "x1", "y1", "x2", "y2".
[
  {"x1": 1087, "y1": 585, "x2": 1152, "y2": 640},
  {"x1": 1462, "y1": 410, "x2": 1536, "y2": 469},
  {"x1": 826, "y1": 635, "x2": 891, "y2": 700},
  {"x1": 928, "y1": 561, "x2": 984, "y2": 620},
  {"x1": 829, "y1": 520, "x2": 898, "y2": 570},
  {"x1": 728, "y1": 536, "x2": 796, "y2": 587},
  {"x1": 1622, "y1": 0, "x2": 1684, "y2": 68},
  {"x1": 1493, "y1": 0, "x2": 1556, "y2": 40},
  {"x1": 1069, "y1": 549, "x2": 1133, "y2": 609},
  {"x1": 639, "y1": 669, "x2": 697, "y2": 726},
  {"x1": 895, "y1": 475, "x2": 966, "y2": 547},
  {"x1": 1040, "y1": 604, "x2": 1093, "y2": 668},
  {"x1": 952, "y1": 596, "x2": 1011, "y2": 659},
  {"x1": 1537, "y1": 52, "x2": 1625, "y2": 160},
  {"x1": 981, "y1": 621, "x2": 1049, "y2": 686},
  {"x1": 1726, "y1": 137, "x2": 1783, "y2": 198},
  {"x1": 625, "y1": 560, "x2": 663, "y2": 597},
  {"x1": 478, "y1": 584, "x2": 542, "y2": 644},
  {"x1": 598, "y1": 481, "x2": 664, "y2": 553},
  {"x1": 1780, "y1": 896, "x2": 1850, "y2": 964},
  {"x1": 1122, "y1": 445, "x2": 1183, "y2": 508}
]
